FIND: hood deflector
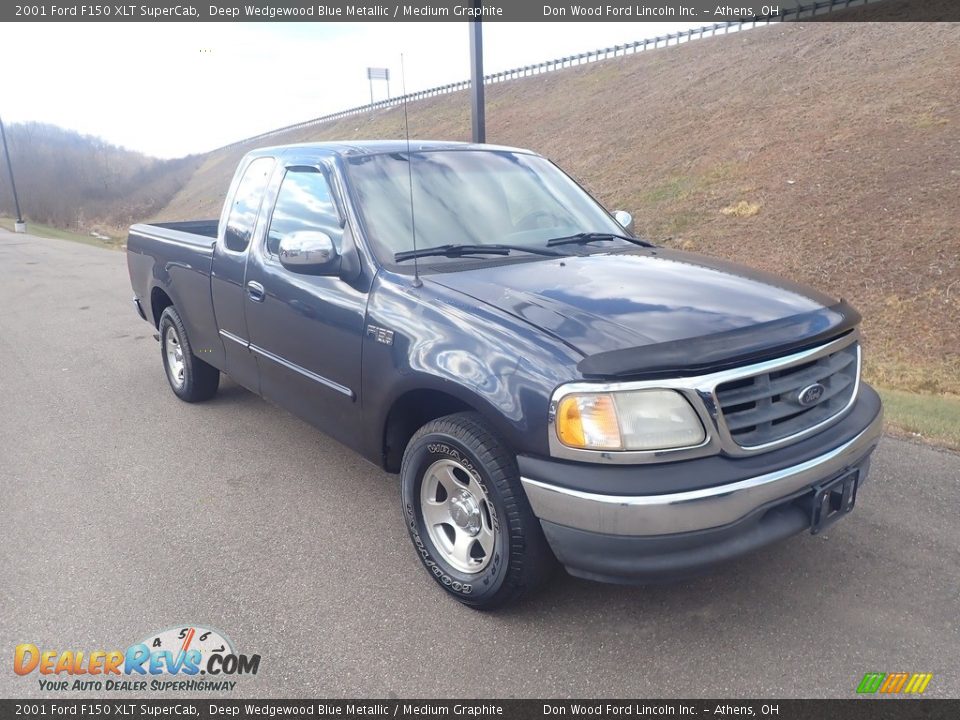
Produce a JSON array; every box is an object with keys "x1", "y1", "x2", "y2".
[{"x1": 577, "y1": 300, "x2": 861, "y2": 379}]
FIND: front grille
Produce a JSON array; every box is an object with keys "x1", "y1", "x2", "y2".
[{"x1": 716, "y1": 341, "x2": 859, "y2": 448}]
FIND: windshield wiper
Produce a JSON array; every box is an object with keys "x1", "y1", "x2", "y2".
[
  {"x1": 395, "y1": 243, "x2": 564, "y2": 263},
  {"x1": 546, "y1": 232, "x2": 656, "y2": 248}
]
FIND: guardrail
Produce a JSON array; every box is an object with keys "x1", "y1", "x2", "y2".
[{"x1": 214, "y1": 0, "x2": 878, "y2": 153}]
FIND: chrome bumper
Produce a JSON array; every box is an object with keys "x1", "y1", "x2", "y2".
[{"x1": 521, "y1": 405, "x2": 883, "y2": 537}]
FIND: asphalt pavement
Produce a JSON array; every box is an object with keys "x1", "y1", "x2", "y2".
[{"x1": 1, "y1": 229, "x2": 958, "y2": 699}]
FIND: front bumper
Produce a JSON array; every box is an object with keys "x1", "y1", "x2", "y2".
[{"x1": 520, "y1": 384, "x2": 883, "y2": 584}]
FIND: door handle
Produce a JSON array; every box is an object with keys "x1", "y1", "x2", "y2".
[{"x1": 246, "y1": 281, "x2": 265, "y2": 302}]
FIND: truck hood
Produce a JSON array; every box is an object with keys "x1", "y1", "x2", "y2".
[{"x1": 427, "y1": 248, "x2": 854, "y2": 376}]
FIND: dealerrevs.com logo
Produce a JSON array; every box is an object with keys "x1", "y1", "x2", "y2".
[{"x1": 14, "y1": 625, "x2": 260, "y2": 692}]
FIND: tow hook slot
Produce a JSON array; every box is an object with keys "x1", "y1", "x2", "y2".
[{"x1": 806, "y1": 469, "x2": 859, "y2": 534}]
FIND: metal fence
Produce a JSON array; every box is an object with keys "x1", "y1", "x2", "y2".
[{"x1": 215, "y1": 0, "x2": 878, "y2": 153}]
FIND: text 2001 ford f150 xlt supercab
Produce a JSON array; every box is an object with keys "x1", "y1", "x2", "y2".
[{"x1": 127, "y1": 141, "x2": 883, "y2": 608}]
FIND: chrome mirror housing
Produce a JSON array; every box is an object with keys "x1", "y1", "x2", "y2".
[
  {"x1": 613, "y1": 210, "x2": 634, "y2": 233},
  {"x1": 278, "y1": 231, "x2": 339, "y2": 274}
]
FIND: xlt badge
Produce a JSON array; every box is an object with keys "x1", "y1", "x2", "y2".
[{"x1": 366, "y1": 324, "x2": 394, "y2": 346}]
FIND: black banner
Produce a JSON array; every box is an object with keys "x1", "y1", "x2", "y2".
[
  {"x1": 3, "y1": 700, "x2": 960, "y2": 720},
  {"x1": 4, "y1": 0, "x2": 959, "y2": 22}
]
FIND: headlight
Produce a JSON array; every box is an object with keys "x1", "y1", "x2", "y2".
[{"x1": 555, "y1": 389, "x2": 706, "y2": 451}]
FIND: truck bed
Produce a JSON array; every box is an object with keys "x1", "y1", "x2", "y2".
[
  {"x1": 149, "y1": 220, "x2": 219, "y2": 238},
  {"x1": 126, "y1": 219, "x2": 222, "y2": 370},
  {"x1": 130, "y1": 219, "x2": 219, "y2": 247}
]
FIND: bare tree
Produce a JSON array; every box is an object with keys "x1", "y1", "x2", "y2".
[{"x1": 0, "y1": 121, "x2": 199, "y2": 234}]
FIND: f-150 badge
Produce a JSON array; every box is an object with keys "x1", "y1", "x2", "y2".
[{"x1": 366, "y1": 324, "x2": 394, "y2": 346}]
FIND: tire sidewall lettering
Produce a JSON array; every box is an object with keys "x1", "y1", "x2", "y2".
[
  {"x1": 424, "y1": 442, "x2": 500, "y2": 536},
  {"x1": 403, "y1": 438, "x2": 508, "y2": 600},
  {"x1": 404, "y1": 501, "x2": 473, "y2": 595}
]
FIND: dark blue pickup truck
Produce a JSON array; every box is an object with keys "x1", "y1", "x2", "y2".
[{"x1": 127, "y1": 141, "x2": 883, "y2": 608}]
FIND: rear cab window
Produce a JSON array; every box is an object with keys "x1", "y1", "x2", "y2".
[{"x1": 223, "y1": 156, "x2": 275, "y2": 252}]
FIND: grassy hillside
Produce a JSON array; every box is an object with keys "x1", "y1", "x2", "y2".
[
  {"x1": 155, "y1": 5, "x2": 960, "y2": 397},
  {"x1": 0, "y1": 216, "x2": 121, "y2": 248}
]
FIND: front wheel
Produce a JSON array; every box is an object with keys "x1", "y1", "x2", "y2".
[{"x1": 400, "y1": 412, "x2": 555, "y2": 609}]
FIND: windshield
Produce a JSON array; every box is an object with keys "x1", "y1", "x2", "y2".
[{"x1": 345, "y1": 150, "x2": 627, "y2": 267}]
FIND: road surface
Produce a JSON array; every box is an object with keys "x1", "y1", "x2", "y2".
[{"x1": 1, "y1": 229, "x2": 957, "y2": 699}]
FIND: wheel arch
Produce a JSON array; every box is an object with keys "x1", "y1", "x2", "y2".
[
  {"x1": 150, "y1": 286, "x2": 174, "y2": 328},
  {"x1": 380, "y1": 386, "x2": 510, "y2": 473}
]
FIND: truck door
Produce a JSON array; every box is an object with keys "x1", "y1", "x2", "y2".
[
  {"x1": 210, "y1": 155, "x2": 276, "y2": 394},
  {"x1": 242, "y1": 162, "x2": 366, "y2": 449}
]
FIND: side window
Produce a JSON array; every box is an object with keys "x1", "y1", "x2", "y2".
[
  {"x1": 266, "y1": 167, "x2": 343, "y2": 257},
  {"x1": 224, "y1": 157, "x2": 274, "y2": 252}
]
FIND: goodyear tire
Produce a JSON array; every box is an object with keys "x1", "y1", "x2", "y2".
[
  {"x1": 158, "y1": 306, "x2": 220, "y2": 403},
  {"x1": 400, "y1": 412, "x2": 555, "y2": 609}
]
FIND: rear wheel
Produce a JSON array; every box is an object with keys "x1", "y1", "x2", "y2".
[
  {"x1": 159, "y1": 306, "x2": 219, "y2": 402},
  {"x1": 400, "y1": 412, "x2": 555, "y2": 609}
]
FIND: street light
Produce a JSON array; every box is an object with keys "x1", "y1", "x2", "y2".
[
  {"x1": 469, "y1": 14, "x2": 485, "y2": 143},
  {"x1": 0, "y1": 114, "x2": 25, "y2": 233}
]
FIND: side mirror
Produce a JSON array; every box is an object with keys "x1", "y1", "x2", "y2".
[
  {"x1": 613, "y1": 210, "x2": 634, "y2": 233},
  {"x1": 278, "y1": 231, "x2": 340, "y2": 275}
]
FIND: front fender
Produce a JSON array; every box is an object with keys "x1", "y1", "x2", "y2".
[{"x1": 361, "y1": 273, "x2": 582, "y2": 464}]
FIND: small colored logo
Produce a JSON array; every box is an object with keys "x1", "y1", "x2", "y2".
[
  {"x1": 856, "y1": 672, "x2": 933, "y2": 695},
  {"x1": 13, "y1": 625, "x2": 260, "y2": 692}
]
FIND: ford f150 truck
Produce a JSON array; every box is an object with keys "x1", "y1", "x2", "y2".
[{"x1": 127, "y1": 141, "x2": 883, "y2": 609}]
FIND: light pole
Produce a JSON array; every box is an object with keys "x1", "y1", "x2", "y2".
[
  {"x1": 469, "y1": 10, "x2": 485, "y2": 143},
  {"x1": 0, "y1": 115, "x2": 24, "y2": 233}
]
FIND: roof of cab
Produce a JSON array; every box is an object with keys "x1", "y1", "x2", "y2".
[{"x1": 245, "y1": 140, "x2": 536, "y2": 159}]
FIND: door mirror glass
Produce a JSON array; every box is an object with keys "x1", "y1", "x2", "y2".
[
  {"x1": 613, "y1": 210, "x2": 634, "y2": 233},
  {"x1": 278, "y1": 231, "x2": 340, "y2": 274}
]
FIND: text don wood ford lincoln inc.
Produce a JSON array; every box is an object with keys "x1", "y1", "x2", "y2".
[{"x1": 13, "y1": 627, "x2": 260, "y2": 692}]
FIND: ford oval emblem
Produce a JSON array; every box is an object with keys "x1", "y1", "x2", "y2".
[{"x1": 797, "y1": 383, "x2": 826, "y2": 406}]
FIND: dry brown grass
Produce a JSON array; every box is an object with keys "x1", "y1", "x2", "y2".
[
  {"x1": 155, "y1": 1, "x2": 960, "y2": 395},
  {"x1": 720, "y1": 201, "x2": 761, "y2": 218}
]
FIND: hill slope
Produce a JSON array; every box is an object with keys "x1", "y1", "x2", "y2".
[
  {"x1": 155, "y1": 9, "x2": 960, "y2": 394},
  {"x1": 0, "y1": 123, "x2": 201, "y2": 237}
]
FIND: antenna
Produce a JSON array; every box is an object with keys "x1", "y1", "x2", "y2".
[{"x1": 400, "y1": 53, "x2": 422, "y2": 288}]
